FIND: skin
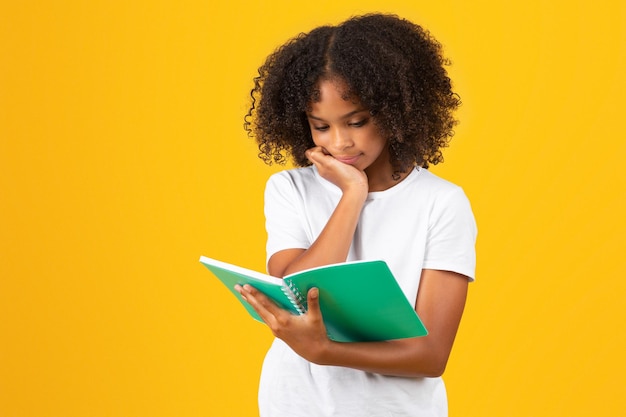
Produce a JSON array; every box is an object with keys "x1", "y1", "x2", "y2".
[{"x1": 236, "y1": 78, "x2": 469, "y2": 378}]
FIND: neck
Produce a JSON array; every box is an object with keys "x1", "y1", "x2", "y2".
[{"x1": 367, "y1": 167, "x2": 412, "y2": 192}]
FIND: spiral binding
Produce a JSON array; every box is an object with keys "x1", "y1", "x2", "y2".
[{"x1": 281, "y1": 281, "x2": 307, "y2": 314}]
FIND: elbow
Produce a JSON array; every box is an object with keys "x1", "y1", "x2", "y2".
[
  {"x1": 412, "y1": 354, "x2": 449, "y2": 378},
  {"x1": 394, "y1": 339, "x2": 452, "y2": 378},
  {"x1": 424, "y1": 362, "x2": 447, "y2": 378},
  {"x1": 417, "y1": 339, "x2": 455, "y2": 377},
  {"x1": 428, "y1": 353, "x2": 451, "y2": 377}
]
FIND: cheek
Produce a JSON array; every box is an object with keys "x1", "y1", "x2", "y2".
[
  {"x1": 361, "y1": 130, "x2": 387, "y2": 151},
  {"x1": 310, "y1": 132, "x2": 326, "y2": 147}
]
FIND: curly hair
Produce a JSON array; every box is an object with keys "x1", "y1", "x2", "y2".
[{"x1": 244, "y1": 13, "x2": 460, "y2": 172}]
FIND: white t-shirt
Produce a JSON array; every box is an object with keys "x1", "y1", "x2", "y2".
[{"x1": 259, "y1": 165, "x2": 477, "y2": 417}]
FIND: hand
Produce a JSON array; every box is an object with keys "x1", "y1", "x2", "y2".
[
  {"x1": 235, "y1": 284, "x2": 332, "y2": 364},
  {"x1": 305, "y1": 146, "x2": 368, "y2": 196}
]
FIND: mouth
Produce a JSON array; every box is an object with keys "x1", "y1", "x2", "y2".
[{"x1": 334, "y1": 154, "x2": 361, "y2": 165}]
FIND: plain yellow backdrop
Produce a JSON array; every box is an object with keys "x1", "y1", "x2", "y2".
[{"x1": 1, "y1": 0, "x2": 624, "y2": 416}]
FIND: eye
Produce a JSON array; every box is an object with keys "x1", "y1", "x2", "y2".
[
  {"x1": 349, "y1": 118, "x2": 368, "y2": 128},
  {"x1": 312, "y1": 125, "x2": 329, "y2": 132}
]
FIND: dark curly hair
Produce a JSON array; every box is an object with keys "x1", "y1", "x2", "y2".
[{"x1": 244, "y1": 13, "x2": 460, "y2": 172}]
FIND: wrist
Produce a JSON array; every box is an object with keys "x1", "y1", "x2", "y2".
[
  {"x1": 311, "y1": 338, "x2": 337, "y2": 366},
  {"x1": 341, "y1": 184, "x2": 368, "y2": 204}
]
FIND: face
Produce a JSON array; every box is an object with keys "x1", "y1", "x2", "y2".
[{"x1": 306, "y1": 78, "x2": 394, "y2": 181}]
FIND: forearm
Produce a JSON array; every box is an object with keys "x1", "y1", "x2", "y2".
[
  {"x1": 239, "y1": 270, "x2": 467, "y2": 378},
  {"x1": 315, "y1": 337, "x2": 449, "y2": 378},
  {"x1": 313, "y1": 270, "x2": 467, "y2": 377},
  {"x1": 279, "y1": 190, "x2": 366, "y2": 277}
]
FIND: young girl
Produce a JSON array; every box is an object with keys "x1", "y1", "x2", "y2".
[{"x1": 237, "y1": 13, "x2": 477, "y2": 417}]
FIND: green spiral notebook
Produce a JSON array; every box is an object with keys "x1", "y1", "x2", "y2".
[{"x1": 199, "y1": 256, "x2": 427, "y2": 343}]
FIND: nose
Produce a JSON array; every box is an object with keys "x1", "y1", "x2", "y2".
[{"x1": 329, "y1": 127, "x2": 353, "y2": 151}]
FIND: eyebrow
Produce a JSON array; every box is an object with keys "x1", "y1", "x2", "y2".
[{"x1": 307, "y1": 108, "x2": 368, "y2": 121}]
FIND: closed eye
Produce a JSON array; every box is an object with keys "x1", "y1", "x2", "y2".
[
  {"x1": 349, "y1": 118, "x2": 368, "y2": 128},
  {"x1": 312, "y1": 125, "x2": 329, "y2": 132}
]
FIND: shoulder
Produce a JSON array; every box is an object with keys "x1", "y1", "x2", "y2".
[
  {"x1": 407, "y1": 170, "x2": 476, "y2": 229},
  {"x1": 416, "y1": 168, "x2": 461, "y2": 191},
  {"x1": 409, "y1": 168, "x2": 470, "y2": 205},
  {"x1": 266, "y1": 165, "x2": 317, "y2": 186},
  {"x1": 265, "y1": 166, "x2": 320, "y2": 198}
]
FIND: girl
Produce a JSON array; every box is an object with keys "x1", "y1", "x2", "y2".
[{"x1": 237, "y1": 13, "x2": 477, "y2": 417}]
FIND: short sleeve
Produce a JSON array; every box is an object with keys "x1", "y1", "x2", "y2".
[
  {"x1": 264, "y1": 173, "x2": 311, "y2": 264},
  {"x1": 422, "y1": 186, "x2": 477, "y2": 280}
]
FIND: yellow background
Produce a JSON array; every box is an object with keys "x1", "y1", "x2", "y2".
[{"x1": 1, "y1": 0, "x2": 624, "y2": 416}]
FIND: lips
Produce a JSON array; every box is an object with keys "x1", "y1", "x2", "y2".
[{"x1": 335, "y1": 155, "x2": 361, "y2": 165}]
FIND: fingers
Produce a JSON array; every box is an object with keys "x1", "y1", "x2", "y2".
[
  {"x1": 238, "y1": 285, "x2": 269, "y2": 310},
  {"x1": 237, "y1": 284, "x2": 329, "y2": 358},
  {"x1": 236, "y1": 284, "x2": 322, "y2": 324},
  {"x1": 236, "y1": 284, "x2": 280, "y2": 325},
  {"x1": 305, "y1": 146, "x2": 351, "y2": 179},
  {"x1": 305, "y1": 146, "x2": 330, "y2": 165}
]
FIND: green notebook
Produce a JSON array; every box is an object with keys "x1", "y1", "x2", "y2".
[{"x1": 199, "y1": 256, "x2": 427, "y2": 343}]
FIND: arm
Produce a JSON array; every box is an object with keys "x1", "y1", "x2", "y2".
[
  {"x1": 270, "y1": 146, "x2": 368, "y2": 278},
  {"x1": 238, "y1": 268, "x2": 468, "y2": 377}
]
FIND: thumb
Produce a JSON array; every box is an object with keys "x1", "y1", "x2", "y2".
[{"x1": 306, "y1": 287, "x2": 321, "y2": 317}]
